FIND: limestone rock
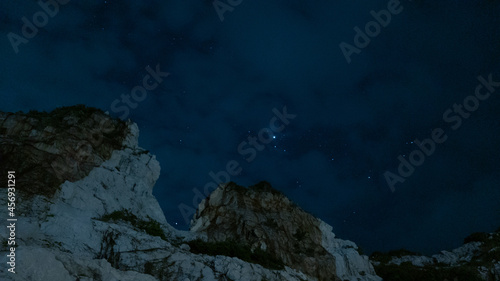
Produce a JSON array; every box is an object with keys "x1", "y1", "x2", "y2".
[
  {"x1": 378, "y1": 235, "x2": 500, "y2": 281},
  {"x1": 0, "y1": 105, "x2": 128, "y2": 199},
  {"x1": 389, "y1": 242, "x2": 483, "y2": 267},
  {"x1": 2, "y1": 107, "x2": 374, "y2": 281},
  {"x1": 191, "y1": 181, "x2": 381, "y2": 281}
]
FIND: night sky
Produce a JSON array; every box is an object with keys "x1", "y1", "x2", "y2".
[{"x1": 1, "y1": 0, "x2": 500, "y2": 255}]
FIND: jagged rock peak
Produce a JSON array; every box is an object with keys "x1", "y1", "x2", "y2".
[
  {"x1": 191, "y1": 181, "x2": 381, "y2": 281},
  {"x1": 0, "y1": 107, "x2": 332, "y2": 281},
  {"x1": 0, "y1": 105, "x2": 130, "y2": 199},
  {"x1": 371, "y1": 230, "x2": 500, "y2": 281}
]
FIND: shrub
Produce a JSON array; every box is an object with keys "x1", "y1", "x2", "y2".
[
  {"x1": 463, "y1": 232, "x2": 489, "y2": 244},
  {"x1": 136, "y1": 219, "x2": 167, "y2": 240},
  {"x1": 263, "y1": 218, "x2": 278, "y2": 228},
  {"x1": 371, "y1": 248, "x2": 420, "y2": 263},
  {"x1": 144, "y1": 262, "x2": 154, "y2": 275},
  {"x1": 28, "y1": 105, "x2": 106, "y2": 131},
  {"x1": 370, "y1": 251, "x2": 392, "y2": 263},
  {"x1": 373, "y1": 262, "x2": 483, "y2": 281},
  {"x1": 225, "y1": 181, "x2": 247, "y2": 193},
  {"x1": 100, "y1": 209, "x2": 137, "y2": 224},
  {"x1": 356, "y1": 246, "x2": 365, "y2": 256},
  {"x1": 99, "y1": 210, "x2": 167, "y2": 240},
  {"x1": 4, "y1": 105, "x2": 127, "y2": 200},
  {"x1": 293, "y1": 229, "x2": 308, "y2": 241},
  {"x1": 187, "y1": 239, "x2": 284, "y2": 270},
  {"x1": 249, "y1": 181, "x2": 283, "y2": 196},
  {"x1": 386, "y1": 248, "x2": 420, "y2": 257},
  {"x1": 250, "y1": 247, "x2": 284, "y2": 270},
  {"x1": 470, "y1": 233, "x2": 500, "y2": 266}
]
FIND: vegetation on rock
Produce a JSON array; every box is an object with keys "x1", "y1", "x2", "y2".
[
  {"x1": 99, "y1": 209, "x2": 167, "y2": 240},
  {"x1": 370, "y1": 249, "x2": 421, "y2": 264},
  {"x1": 373, "y1": 262, "x2": 483, "y2": 281},
  {"x1": 371, "y1": 228, "x2": 500, "y2": 281},
  {"x1": 249, "y1": 181, "x2": 284, "y2": 196},
  {"x1": 464, "y1": 232, "x2": 491, "y2": 244},
  {"x1": 0, "y1": 105, "x2": 127, "y2": 199},
  {"x1": 187, "y1": 239, "x2": 285, "y2": 270}
]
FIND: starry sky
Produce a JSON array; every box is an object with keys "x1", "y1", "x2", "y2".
[{"x1": 1, "y1": 0, "x2": 500, "y2": 255}]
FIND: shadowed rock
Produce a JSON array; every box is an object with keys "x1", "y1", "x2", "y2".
[{"x1": 191, "y1": 181, "x2": 381, "y2": 281}]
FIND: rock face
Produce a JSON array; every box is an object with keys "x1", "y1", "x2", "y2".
[
  {"x1": 372, "y1": 231, "x2": 500, "y2": 281},
  {"x1": 0, "y1": 106, "x2": 382, "y2": 281},
  {"x1": 388, "y1": 242, "x2": 483, "y2": 267},
  {"x1": 191, "y1": 182, "x2": 381, "y2": 281},
  {"x1": 0, "y1": 105, "x2": 128, "y2": 199}
]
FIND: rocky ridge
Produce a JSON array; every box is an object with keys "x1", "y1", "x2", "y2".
[
  {"x1": 191, "y1": 182, "x2": 380, "y2": 281},
  {"x1": 0, "y1": 105, "x2": 127, "y2": 199},
  {"x1": 371, "y1": 231, "x2": 500, "y2": 281},
  {"x1": 0, "y1": 106, "x2": 382, "y2": 281}
]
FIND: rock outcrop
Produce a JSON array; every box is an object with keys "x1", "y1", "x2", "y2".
[
  {"x1": 387, "y1": 242, "x2": 483, "y2": 267},
  {"x1": 191, "y1": 182, "x2": 381, "y2": 281},
  {"x1": 0, "y1": 106, "x2": 382, "y2": 281},
  {"x1": 0, "y1": 105, "x2": 128, "y2": 199},
  {"x1": 371, "y1": 231, "x2": 500, "y2": 281}
]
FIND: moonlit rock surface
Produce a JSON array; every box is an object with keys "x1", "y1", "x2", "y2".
[
  {"x1": 319, "y1": 220, "x2": 381, "y2": 281},
  {"x1": 191, "y1": 182, "x2": 382, "y2": 281},
  {"x1": 2, "y1": 108, "x2": 376, "y2": 281},
  {"x1": 389, "y1": 242, "x2": 482, "y2": 267}
]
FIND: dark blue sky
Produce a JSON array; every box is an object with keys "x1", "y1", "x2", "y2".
[{"x1": 1, "y1": 0, "x2": 499, "y2": 255}]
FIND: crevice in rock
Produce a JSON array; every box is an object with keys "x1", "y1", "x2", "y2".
[{"x1": 96, "y1": 229, "x2": 121, "y2": 269}]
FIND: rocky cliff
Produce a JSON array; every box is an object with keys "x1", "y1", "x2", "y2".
[
  {"x1": 191, "y1": 181, "x2": 380, "y2": 281},
  {"x1": 0, "y1": 105, "x2": 128, "y2": 199},
  {"x1": 0, "y1": 106, "x2": 382, "y2": 281},
  {"x1": 371, "y1": 231, "x2": 500, "y2": 281}
]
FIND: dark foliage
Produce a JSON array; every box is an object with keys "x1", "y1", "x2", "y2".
[
  {"x1": 374, "y1": 262, "x2": 483, "y2": 281},
  {"x1": 187, "y1": 239, "x2": 284, "y2": 270},
  {"x1": 99, "y1": 210, "x2": 167, "y2": 240},
  {"x1": 464, "y1": 232, "x2": 490, "y2": 244}
]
